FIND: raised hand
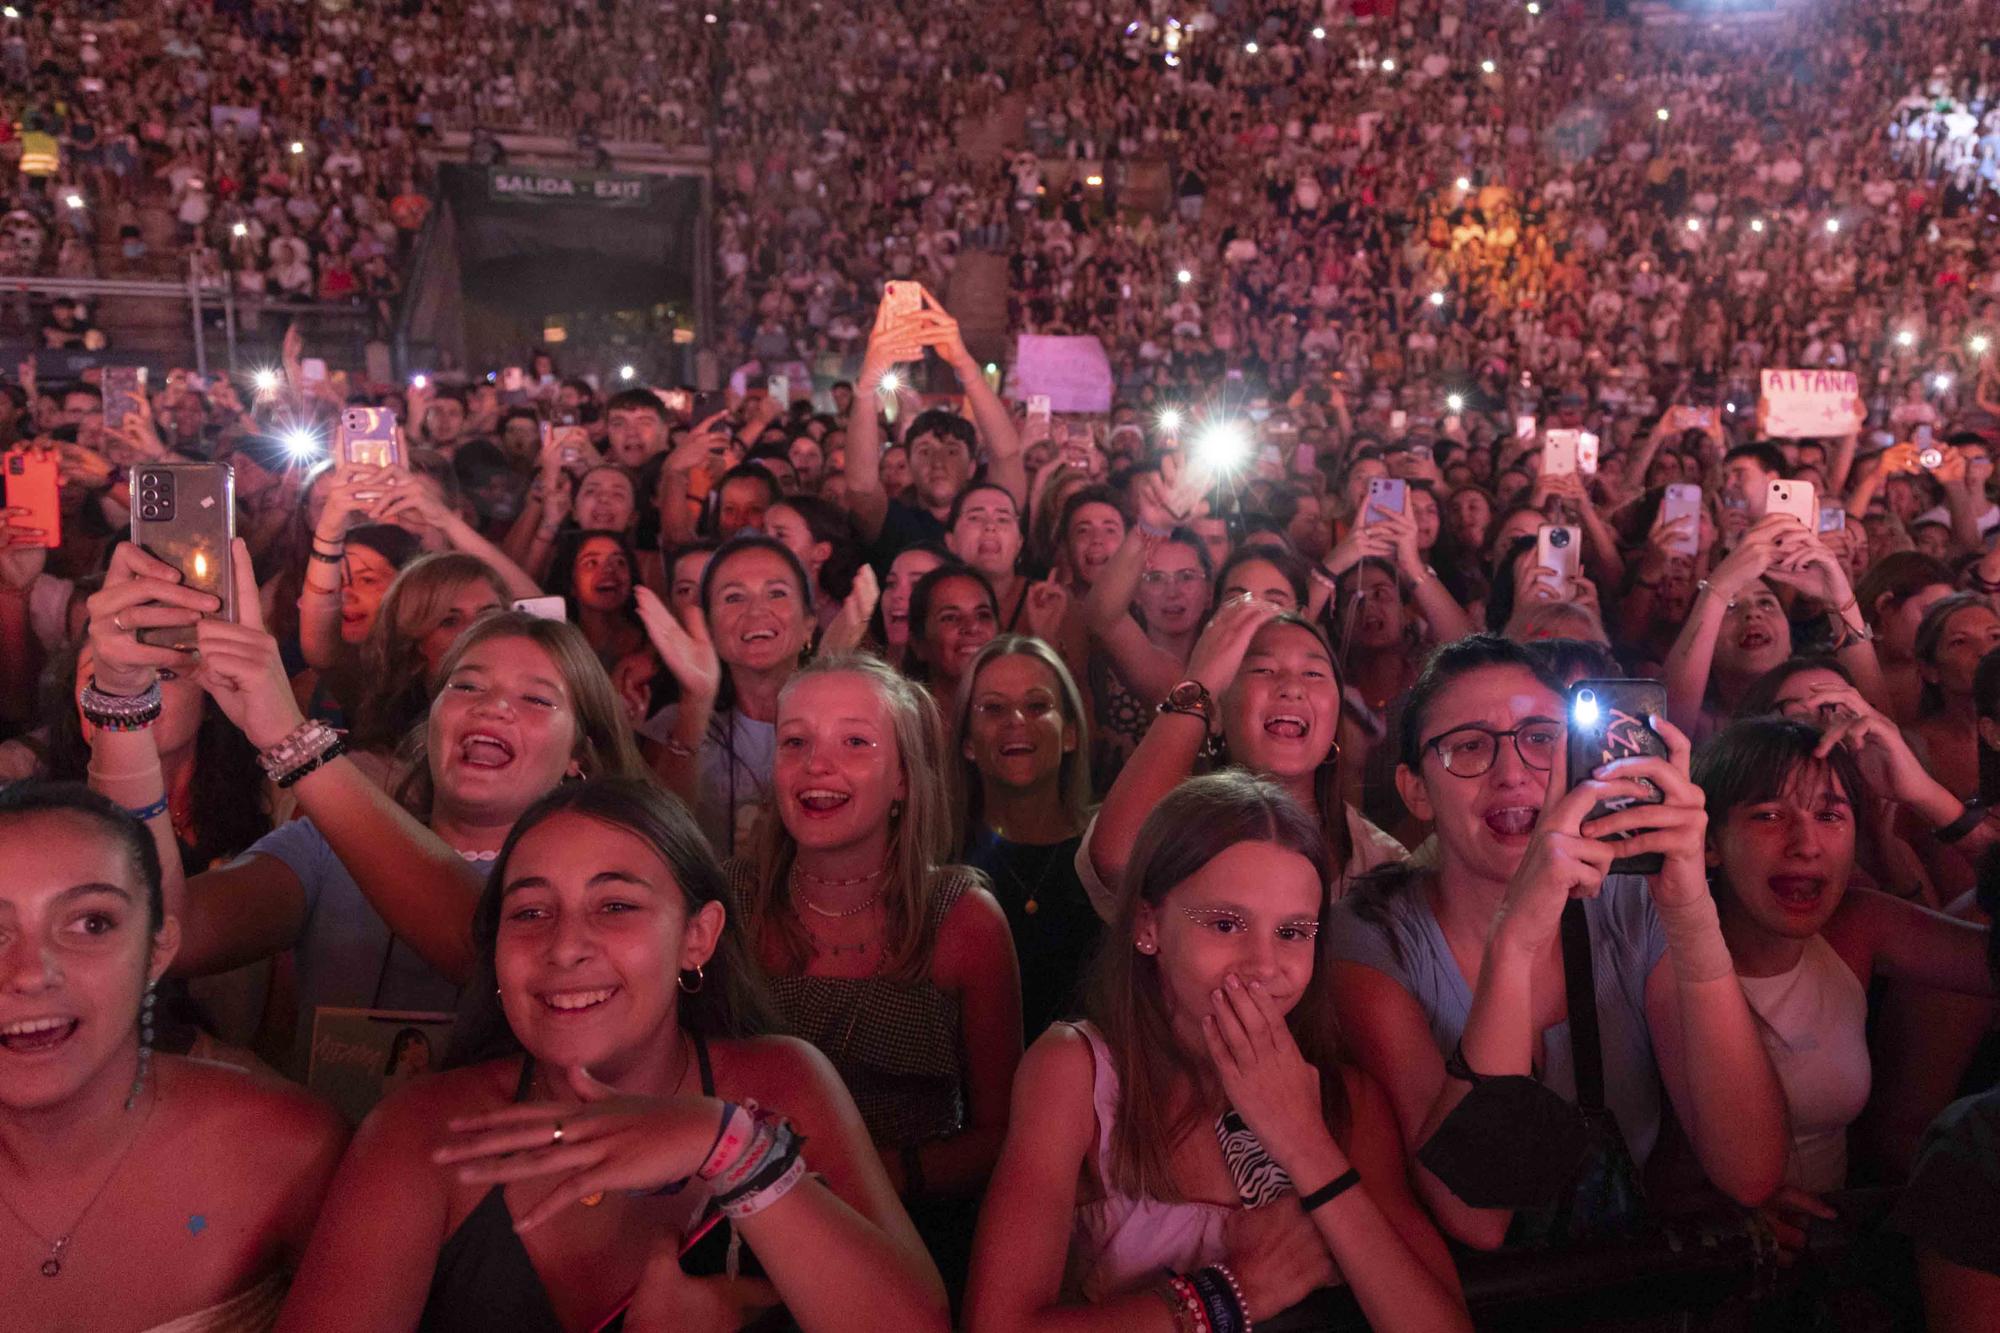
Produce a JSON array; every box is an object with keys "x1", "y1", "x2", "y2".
[
  {"x1": 635, "y1": 586, "x2": 722, "y2": 703},
  {"x1": 1576, "y1": 717, "x2": 1708, "y2": 909},
  {"x1": 191, "y1": 540, "x2": 305, "y2": 749},
  {"x1": 84, "y1": 542, "x2": 216, "y2": 694},
  {"x1": 1204, "y1": 974, "x2": 1341, "y2": 1182},
  {"x1": 1186, "y1": 593, "x2": 1280, "y2": 699},
  {"x1": 821, "y1": 565, "x2": 881, "y2": 657},
  {"x1": 1022, "y1": 576, "x2": 1069, "y2": 642}
]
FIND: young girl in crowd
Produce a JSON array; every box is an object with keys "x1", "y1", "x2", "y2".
[
  {"x1": 764, "y1": 496, "x2": 861, "y2": 637},
  {"x1": 1692, "y1": 716, "x2": 1993, "y2": 1251},
  {"x1": 902, "y1": 562, "x2": 1001, "y2": 708},
  {"x1": 278, "y1": 778, "x2": 948, "y2": 1332},
  {"x1": 1903, "y1": 593, "x2": 2000, "y2": 800},
  {"x1": 639, "y1": 534, "x2": 816, "y2": 856},
  {"x1": 1326, "y1": 635, "x2": 1788, "y2": 1249},
  {"x1": 728, "y1": 655, "x2": 1020, "y2": 1271},
  {"x1": 547, "y1": 529, "x2": 647, "y2": 672},
  {"x1": 967, "y1": 772, "x2": 1469, "y2": 1331},
  {"x1": 1666, "y1": 514, "x2": 1883, "y2": 739},
  {"x1": 1, "y1": 785, "x2": 345, "y2": 1331},
  {"x1": 951, "y1": 635, "x2": 1100, "y2": 1039},
  {"x1": 874, "y1": 542, "x2": 949, "y2": 670},
  {"x1": 1083, "y1": 599, "x2": 1405, "y2": 915},
  {"x1": 82, "y1": 541, "x2": 642, "y2": 1078},
  {"x1": 343, "y1": 552, "x2": 511, "y2": 785},
  {"x1": 1853, "y1": 551, "x2": 1955, "y2": 725},
  {"x1": 1083, "y1": 526, "x2": 1214, "y2": 784},
  {"x1": 946, "y1": 482, "x2": 1031, "y2": 631}
]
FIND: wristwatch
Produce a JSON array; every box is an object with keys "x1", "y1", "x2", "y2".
[{"x1": 1158, "y1": 678, "x2": 1215, "y2": 726}]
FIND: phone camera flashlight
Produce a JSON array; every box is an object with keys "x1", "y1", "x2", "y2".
[
  {"x1": 1481, "y1": 59, "x2": 1496, "y2": 74},
  {"x1": 1176, "y1": 268, "x2": 1193, "y2": 285},
  {"x1": 252, "y1": 368, "x2": 279, "y2": 393},
  {"x1": 1573, "y1": 690, "x2": 1600, "y2": 728},
  {"x1": 1455, "y1": 176, "x2": 1471, "y2": 191},
  {"x1": 1974, "y1": 336, "x2": 1992, "y2": 355},
  {"x1": 1896, "y1": 329, "x2": 1916, "y2": 348},
  {"x1": 1195, "y1": 421, "x2": 1251, "y2": 472},
  {"x1": 282, "y1": 429, "x2": 321, "y2": 458},
  {"x1": 1157, "y1": 407, "x2": 1183, "y2": 434},
  {"x1": 619, "y1": 364, "x2": 636, "y2": 381},
  {"x1": 1934, "y1": 373, "x2": 1954, "y2": 393},
  {"x1": 1446, "y1": 393, "x2": 1465, "y2": 412},
  {"x1": 878, "y1": 370, "x2": 902, "y2": 395},
  {"x1": 1749, "y1": 218, "x2": 1766, "y2": 233},
  {"x1": 411, "y1": 373, "x2": 429, "y2": 389},
  {"x1": 1428, "y1": 291, "x2": 1446, "y2": 307}
]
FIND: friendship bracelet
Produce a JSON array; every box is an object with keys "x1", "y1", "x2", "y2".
[
  {"x1": 718, "y1": 1150, "x2": 809, "y2": 1219},
  {"x1": 1299, "y1": 1166, "x2": 1363, "y2": 1214},
  {"x1": 697, "y1": 1102, "x2": 754, "y2": 1181},
  {"x1": 1163, "y1": 1275, "x2": 1213, "y2": 1333},
  {"x1": 308, "y1": 548, "x2": 345, "y2": 564},
  {"x1": 124, "y1": 795, "x2": 170, "y2": 822},
  {"x1": 1154, "y1": 1278, "x2": 1201, "y2": 1333},
  {"x1": 1212, "y1": 1265, "x2": 1252, "y2": 1331}
]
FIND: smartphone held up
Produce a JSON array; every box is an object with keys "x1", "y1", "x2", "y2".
[
  {"x1": 129, "y1": 462, "x2": 237, "y2": 649},
  {"x1": 1567, "y1": 679, "x2": 1669, "y2": 876}
]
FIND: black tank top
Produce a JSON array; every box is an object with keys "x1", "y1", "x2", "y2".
[{"x1": 418, "y1": 1035, "x2": 777, "y2": 1332}]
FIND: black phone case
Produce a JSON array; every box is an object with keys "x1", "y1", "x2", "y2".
[
  {"x1": 130, "y1": 463, "x2": 236, "y2": 649},
  {"x1": 1566, "y1": 679, "x2": 1668, "y2": 876}
]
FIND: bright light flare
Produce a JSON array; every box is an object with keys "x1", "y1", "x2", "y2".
[
  {"x1": 1481, "y1": 59, "x2": 1496, "y2": 74},
  {"x1": 619, "y1": 364, "x2": 636, "y2": 381},
  {"x1": 1429, "y1": 291, "x2": 1446, "y2": 307},
  {"x1": 1157, "y1": 408, "x2": 1184, "y2": 434},
  {"x1": 1896, "y1": 329, "x2": 1916, "y2": 348},
  {"x1": 1244, "y1": 41, "x2": 1258, "y2": 54},
  {"x1": 1824, "y1": 218, "x2": 1841, "y2": 235},
  {"x1": 230, "y1": 221, "x2": 248, "y2": 237},
  {"x1": 282, "y1": 428, "x2": 322, "y2": 458},
  {"x1": 1455, "y1": 176, "x2": 1471, "y2": 191},
  {"x1": 1749, "y1": 218, "x2": 1765, "y2": 234},
  {"x1": 1655, "y1": 107, "x2": 1670, "y2": 122},
  {"x1": 289, "y1": 141, "x2": 304, "y2": 156},
  {"x1": 1176, "y1": 268, "x2": 1193, "y2": 285},
  {"x1": 1685, "y1": 217, "x2": 1700, "y2": 232},
  {"x1": 1311, "y1": 26, "x2": 1325, "y2": 39},
  {"x1": 1573, "y1": 692, "x2": 1601, "y2": 728},
  {"x1": 1973, "y1": 335, "x2": 1991, "y2": 355},
  {"x1": 1446, "y1": 393, "x2": 1465, "y2": 412},
  {"x1": 1194, "y1": 420, "x2": 1251, "y2": 472},
  {"x1": 878, "y1": 370, "x2": 902, "y2": 395},
  {"x1": 63, "y1": 193, "x2": 84, "y2": 210},
  {"x1": 251, "y1": 368, "x2": 280, "y2": 394},
  {"x1": 1934, "y1": 373, "x2": 1955, "y2": 393},
  {"x1": 1380, "y1": 57, "x2": 1396, "y2": 72}
]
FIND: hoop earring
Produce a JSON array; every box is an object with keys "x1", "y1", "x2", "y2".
[
  {"x1": 127, "y1": 978, "x2": 157, "y2": 1111},
  {"x1": 678, "y1": 966, "x2": 705, "y2": 994}
]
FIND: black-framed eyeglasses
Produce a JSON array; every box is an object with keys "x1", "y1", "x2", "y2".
[{"x1": 1423, "y1": 721, "x2": 1563, "y2": 777}]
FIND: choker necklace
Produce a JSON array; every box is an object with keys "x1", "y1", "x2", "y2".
[
  {"x1": 792, "y1": 868, "x2": 886, "y2": 919},
  {"x1": 795, "y1": 864, "x2": 887, "y2": 890}
]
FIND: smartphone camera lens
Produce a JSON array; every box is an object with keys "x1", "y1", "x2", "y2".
[
  {"x1": 1921, "y1": 448, "x2": 1944, "y2": 469},
  {"x1": 1549, "y1": 527, "x2": 1571, "y2": 549}
]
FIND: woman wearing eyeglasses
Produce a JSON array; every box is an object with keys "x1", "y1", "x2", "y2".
[{"x1": 1322, "y1": 635, "x2": 1787, "y2": 1251}]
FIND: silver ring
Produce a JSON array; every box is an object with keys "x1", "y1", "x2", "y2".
[{"x1": 550, "y1": 1121, "x2": 565, "y2": 1146}]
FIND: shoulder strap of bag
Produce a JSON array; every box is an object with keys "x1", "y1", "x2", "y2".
[{"x1": 1559, "y1": 898, "x2": 1607, "y2": 1115}]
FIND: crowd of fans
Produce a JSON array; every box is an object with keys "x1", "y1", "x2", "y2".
[{"x1": 9, "y1": 0, "x2": 2000, "y2": 1330}]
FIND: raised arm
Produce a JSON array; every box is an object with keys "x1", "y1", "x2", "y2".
[
  {"x1": 633, "y1": 587, "x2": 720, "y2": 807},
  {"x1": 299, "y1": 463, "x2": 388, "y2": 669},
  {"x1": 1087, "y1": 597, "x2": 1277, "y2": 899},
  {"x1": 844, "y1": 299, "x2": 925, "y2": 544},
  {"x1": 376, "y1": 467, "x2": 542, "y2": 600},
  {"x1": 917, "y1": 305, "x2": 1026, "y2": 507},
  {"x1": 1663, "y1": 520, "x2": 1780, "y2": 732}
]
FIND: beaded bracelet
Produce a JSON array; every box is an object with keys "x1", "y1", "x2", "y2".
[
  {"x1": 1160, "y1": 1274, "x2": 1211, "y2": 1333},
  {"x1": 257, "y1": 720, "x2": 340, "y2": 783},
  {"x1": 275, "y1": 737, "x2": 346, "y2": 789},
  {"x1": 80, "y1": 677, "x2": 163, "y2": 731}
]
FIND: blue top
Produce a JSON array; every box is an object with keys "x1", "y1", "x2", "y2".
[
  {"x1": 1322, "y1": 871, "x2": 1671, "y2": 1170},
  {"x1": 251, "y1": 817, "x2": 464, "y2": 1079}
]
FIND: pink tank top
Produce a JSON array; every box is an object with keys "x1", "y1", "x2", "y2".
[{"x1": 1064, "y1": 1022, "x2": 1238, "y2": 1302}]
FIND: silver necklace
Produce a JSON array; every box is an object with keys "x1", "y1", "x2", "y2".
[{"x1": 0, "y1": 1084, "x2": 155, "y2": 1277}]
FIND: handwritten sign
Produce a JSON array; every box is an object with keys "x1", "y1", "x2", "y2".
[
  {"x1": 1013, "y1": 335, "x2": 1115, "y2": 414},
  {"x1": 1760, "y1": 370, "x2": 1862, "y2": 438}
]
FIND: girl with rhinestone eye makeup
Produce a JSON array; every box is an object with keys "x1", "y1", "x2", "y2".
[{"x1": 966, "y1": 772, "x2": 1467, "y2": 1332}]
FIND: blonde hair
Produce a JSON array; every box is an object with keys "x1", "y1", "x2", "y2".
[
  {"x1": 394, "y1": 612, "x2": 648, "y2": 817},
  {"x1": 747, "y1": 653, "x2": 970, "y2": 984},
  {"x1": 949, "y1": 634, "x2": 1093, "y2": 841},
  {"x1": 352, "y1": 553, "x2": 510, "y2": 751}
]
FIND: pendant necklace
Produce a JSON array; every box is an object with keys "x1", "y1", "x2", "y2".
[{"x1": 0, "y1": 1081, "x2": 155, "y2": 1277}]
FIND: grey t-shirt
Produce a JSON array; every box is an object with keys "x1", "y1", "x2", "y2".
[
  {"x1": 639, "y1": 705, "x2": 776, "y2": 859},
  {"x1": 251, "y1": 817, "x2": 464, "y2": 1079},
  {"x1": 1323, "y1": 871, "x2": 1671, "y2": 1169}
]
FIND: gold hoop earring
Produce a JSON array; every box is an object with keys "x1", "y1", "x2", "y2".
[{"x1": 678, "y1": 966, "x2": 705, "y2": 994}]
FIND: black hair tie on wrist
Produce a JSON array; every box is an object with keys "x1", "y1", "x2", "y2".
[{"x1": 1299, "y1": 1166, "x2": 1362, "y2": 1213}]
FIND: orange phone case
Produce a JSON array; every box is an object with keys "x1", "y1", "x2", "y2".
[{"x1": 3, "y1": 449, "x2": 61, "y2": 548}]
